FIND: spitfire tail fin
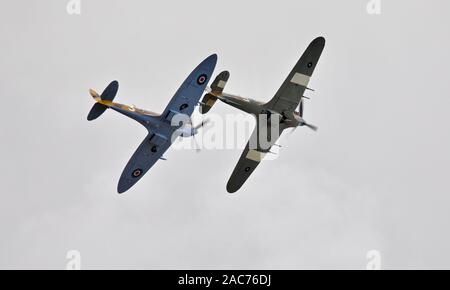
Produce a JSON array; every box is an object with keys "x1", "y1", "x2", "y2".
[
  {"x1": 199, "y1": 71, "x2": 229, "y2": 114},
  {"x1": 87, "y1": 103, "x2": 108, "y2": 121},
  {"x1": 87, "y1": 80, "x2": 119, "y2": 121}
]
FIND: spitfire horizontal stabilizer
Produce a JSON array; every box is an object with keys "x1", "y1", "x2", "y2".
[
  {"x1": 87, "y1": 102, "x2": 108, "y2": 121},
  {"x1": 100, "y1": 80, "x2": 119, "y2": 101}
]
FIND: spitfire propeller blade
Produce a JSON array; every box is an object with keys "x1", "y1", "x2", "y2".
[
  {"x1": 193, "y1": 118, "x2": 210, "y2": 130},
  {"x1": 192, "y1": 118, "x2": 210, "y2": 153},
  {"x1": 194, "y1": 137, "x2": 202, "y2": 153}
]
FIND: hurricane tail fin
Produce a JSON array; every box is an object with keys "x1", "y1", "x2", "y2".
[{"x1": 199, "y1": 71, "x2": 229, "y2": 114}]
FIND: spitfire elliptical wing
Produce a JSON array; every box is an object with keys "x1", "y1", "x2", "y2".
[
  {"x1": 116, "y1": 54, "x2": 217, "y2": 193},
  {"x1": 162, "y1": 55, "x2": 218, "y2": 118},
  {"x1": 117, "y1": 135, "x2": 172, "y2": 193}
]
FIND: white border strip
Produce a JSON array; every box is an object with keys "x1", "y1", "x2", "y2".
[
  {"x1": 290, "y1": 72, "x2": 310, "y2": 87},
  {"x1": 246, "y1": 149, "x2": 266, "y2": 162}
]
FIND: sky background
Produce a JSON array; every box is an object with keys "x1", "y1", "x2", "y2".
[{"x1": 1, "y1": 0, "x2": 450, "y2": 269}]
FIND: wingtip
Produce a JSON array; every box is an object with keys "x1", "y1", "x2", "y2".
[
  {"x1": 117, "y1": 186, "x2": 126, "y2": 194},
  {"x1": 226, "y1": 183, "x2": 239, "y2": 194},
  {"x1": 220, "y1": 70, "x2": 230, "y2": 79},
  {"x1": 313, "y1": 36, "x2": 326, "y2": 46},
  {"x1": 206, "y1": 53, "x2": 218, "y2": 64},
  {"x1": 109, "y1": 80, "x2": 119, "y2": 92},
  {"x1": 117, "y1": 178, "x2": 129, "y2": 194}
]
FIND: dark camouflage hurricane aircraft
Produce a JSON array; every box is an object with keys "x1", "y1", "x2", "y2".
[
  {"x1": 199, "y1": 37, "x2": 325, "y2": 193},
  {"x1": 87, "y1": 54, "x2": 217, "y2": 193}
]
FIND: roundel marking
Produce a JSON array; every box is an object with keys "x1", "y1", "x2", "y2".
[
  {"x1": 132, "y1": 168, "x2": 143, "y2": 178},
  {"x1": 179, "y1": 103, "x2": 189, "y2": 111},
  {"x1": 197, "y1": 74, "x2": 207, "y2": 85}
]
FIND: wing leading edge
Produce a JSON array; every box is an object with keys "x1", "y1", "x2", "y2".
[
  {"x1": 162, "y1": 54, "x2": 218, "y2": 119},
  {"x1": 117, "y1": 134, "x2": 171, "y2": 193},
  {"x1": 265, "y1": 37, "x2": 325, "y2": 113},
  {"x1": 226, "y1": 118, "x2": 288, "y2": 193}
]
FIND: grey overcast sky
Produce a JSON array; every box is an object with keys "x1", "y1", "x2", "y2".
[{"x1": 1, "y1": 0, "x2": 450, "y2": 269}]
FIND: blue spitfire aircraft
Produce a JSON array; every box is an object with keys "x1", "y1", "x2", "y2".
[{"x1": 87, "y1": 54, "x2": 217, "y2": 193}]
